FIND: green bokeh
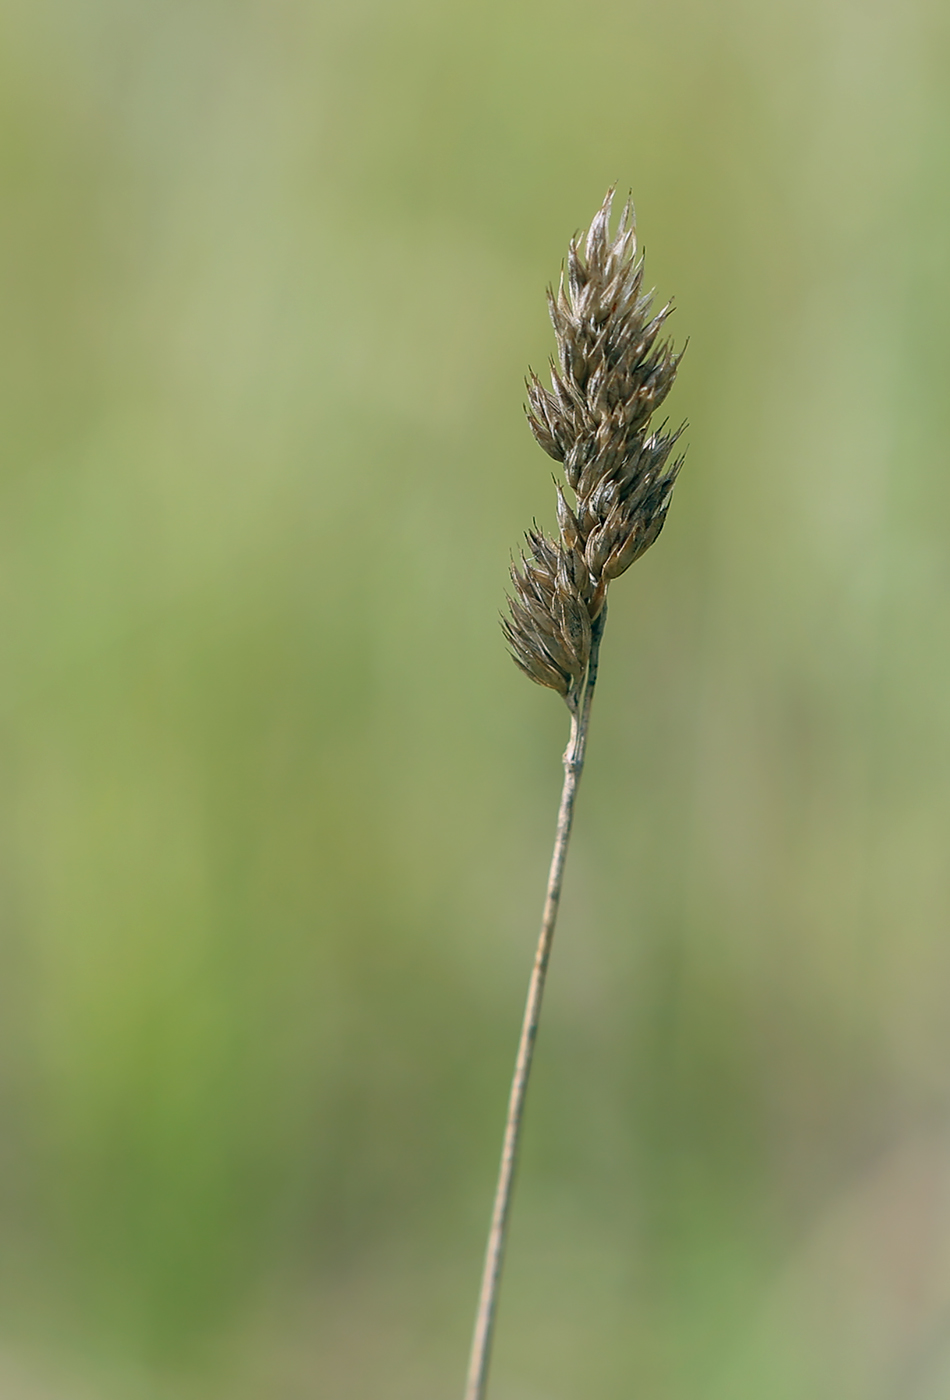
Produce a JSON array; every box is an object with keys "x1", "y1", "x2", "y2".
[{"x1": 1, "y1": 0, "x2": 950, "y2": 1395}]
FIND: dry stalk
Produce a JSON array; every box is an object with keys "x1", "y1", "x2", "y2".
[{"x1": 464, "y1": 189, "x2": 685, "y2": 1400}]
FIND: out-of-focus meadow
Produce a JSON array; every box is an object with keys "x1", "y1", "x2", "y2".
[{"x1": 1, "y1": 0, "x2": 950, "y2": 1395}]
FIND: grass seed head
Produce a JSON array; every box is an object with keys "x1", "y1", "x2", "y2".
[{"x1": 504, "y1": 188, "x2": 685, "y2": 705}]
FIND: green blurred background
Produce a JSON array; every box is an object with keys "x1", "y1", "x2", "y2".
[{"x1": 2, "y1": 0, "x2": 950, "y2": 1395}]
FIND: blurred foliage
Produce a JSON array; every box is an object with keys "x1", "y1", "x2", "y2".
[{"x1": 1, "y1": 0, "x2": 950, "y2": 1396}]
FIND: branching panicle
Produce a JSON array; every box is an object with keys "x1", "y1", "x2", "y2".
[{"x1": 505, "y1": 188, "x2": 685, "y2": 705}]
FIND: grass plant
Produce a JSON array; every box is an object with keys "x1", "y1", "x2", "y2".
[{"x1": 464, "y1": 189, "x2": 686, "y2": 1400}]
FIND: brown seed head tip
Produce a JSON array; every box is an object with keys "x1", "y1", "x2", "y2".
[{"x1": 505, "y1": 189, "x2": 685, "y2": 700}]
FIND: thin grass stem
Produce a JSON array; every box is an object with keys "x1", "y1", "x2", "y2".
[{"x1": 463, "y1": 613, "x2": 605, "y2": 1400}]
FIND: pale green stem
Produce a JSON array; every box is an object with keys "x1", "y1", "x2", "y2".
[{"x1": 463, "y1": 614, "x2": 605, "y2": 1400}]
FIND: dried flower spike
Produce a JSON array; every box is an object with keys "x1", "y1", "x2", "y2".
[
  {"x1": 466, "y1": 191, "x2": 685, "y2": 1400},
  {"x1": 503, "y1": 187, "x2": 685, "y2": 710}
]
